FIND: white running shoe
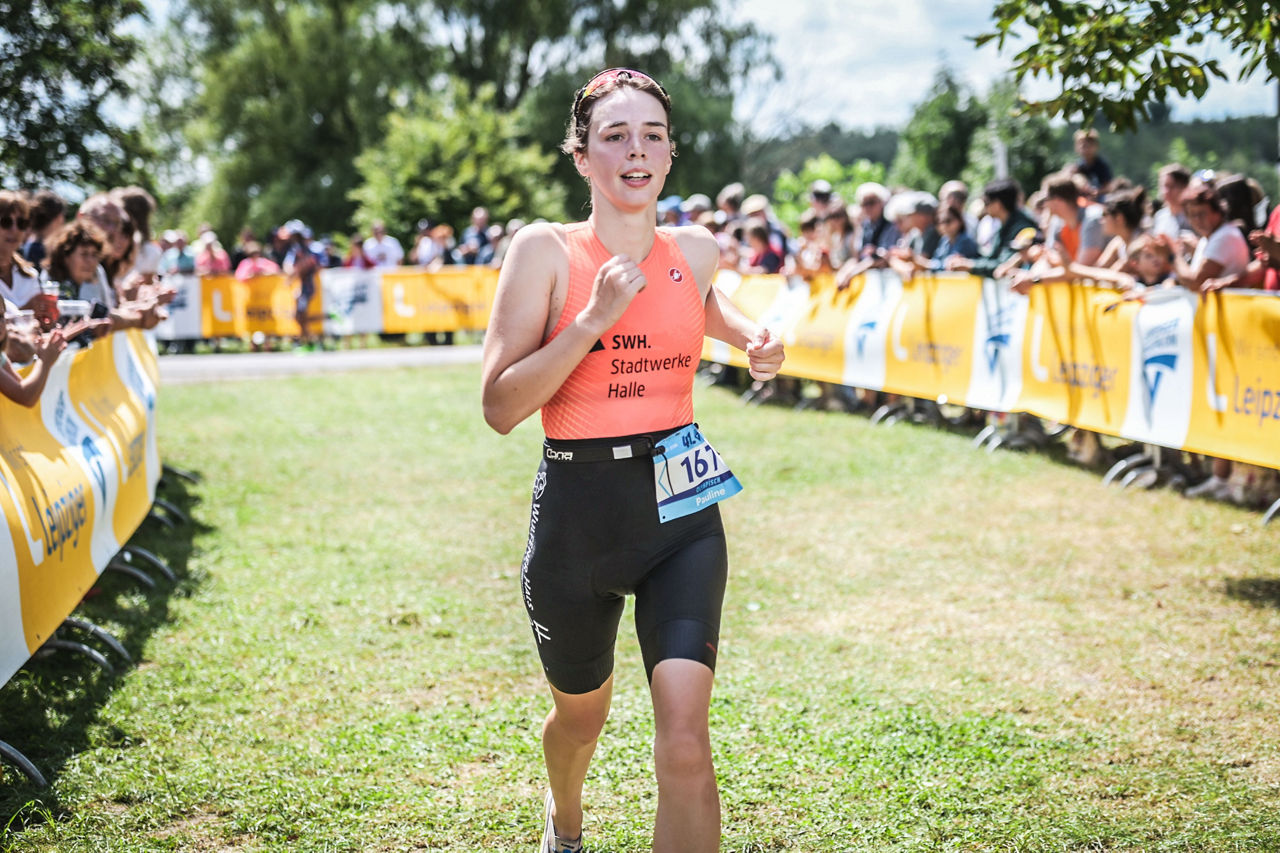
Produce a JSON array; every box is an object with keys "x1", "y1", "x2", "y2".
[{"x1": 541, "y1": 792, "x2": 585, "y2": 853}]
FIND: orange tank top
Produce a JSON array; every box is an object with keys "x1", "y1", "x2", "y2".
[{"x1": 541, "y1": 223, "x2": 705, "y2": 440}]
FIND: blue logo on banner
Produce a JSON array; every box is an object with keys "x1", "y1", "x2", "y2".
[
  {"x1": 81, "y1": 436, "x2": 107, "y2": 501},
  {"x1": 1141, "y1": 318, "x2": 1180, "y2": 414},
  {"x1": 855, "y1": 320, "x2": 877, "y2": 358},
  {"x1": 984, "y1": 333, "x2": 1010, "y2": 372}
]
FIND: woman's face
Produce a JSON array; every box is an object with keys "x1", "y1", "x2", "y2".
[
  {"x1": 1102, "y1": 210, "x2": 1123, "y2": 237},
  {"x1": 68, "y1": 243, "x2": 101, "y2": 284},
  {"x1": 0, "y1": 206, "x2": 27, "y2": 257},
  {"x1": 1185, "y1": 201, "x2": 1221, "y2": 237},
  {"x1": 936, "y1": 211, "x2": 961, "y2": 238},
  {"x1": 573, "y1": 87, "x2": 672, "y2": 213}
]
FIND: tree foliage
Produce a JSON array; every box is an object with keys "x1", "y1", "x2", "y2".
[
  {"x1": 349, "y1": 84, "x2": 568, "y2": 244},
  {"x1": 961, "y1": 78, "x2": 1057, "y2": 195},
  {"x1": 769, "y1": 154, "x2": 886, "y2": 233},
  {"x1": 0, "y1": 0, "x2": 147, "y2": 186},
  {"x1": 887, "y1": 68, "x2": 987, "y2": 192},
  {"x1": 975, "y1": 0, "x2": 1280, "y2": 131},
  {"x1": 165, "y1": 0, "x2": 436, "y2": 239}
]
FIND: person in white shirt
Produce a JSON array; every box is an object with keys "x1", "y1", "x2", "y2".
[
  {"x1": 361, "y1": 221, "x2": 404, "y2": 268},
  {"x1": 1171, "y1": 183, "x2": 1251, "y2": 293}
]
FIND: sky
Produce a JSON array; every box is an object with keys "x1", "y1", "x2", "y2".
[{"x1": 731, "y1": 0, "x2": 1277, "y2": 135}]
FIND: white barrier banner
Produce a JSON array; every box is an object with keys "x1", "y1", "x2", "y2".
[
  {"x1": 152, "y1": 274, "x2": 203, "y2": 341},
  {"x1": 841, "y1": 269, "x2": 903, "y2": 391},
  {"x1": 320, "y1": 268, "x2": 384, "y2": 336}
]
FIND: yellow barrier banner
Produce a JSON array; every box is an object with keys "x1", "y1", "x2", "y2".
[
  {"x1": 0, "y1": 331, "x2": 161, "y2": 688},
  {"x1": 1188, "y1": 290, "x2": 1280, "y2": 467},
  {"x1": 883, "y1": 273, "x2": 982, "y2": 405},
  {"x1": 200, "y1": 275, "x2": 249, "y2": 339},
  {"x1": 380, "y1": 267, "x2": 493, "y2": 335},
  {"x1": 1018, "y1": 283, "x2": 1133, "y2": 433},
  {"x1": 701, "y1": 271, "x2": 1279, "y2": 471}
]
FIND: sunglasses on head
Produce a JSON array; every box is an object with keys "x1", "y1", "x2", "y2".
[
  {"x1": 0, "y1": 216, "x2": 29, "y2": 230},
  {"x1": 572, "y1": 68, "x2": 668, "y2": 115}
]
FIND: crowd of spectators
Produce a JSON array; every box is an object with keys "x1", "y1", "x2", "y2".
[
  {"x1": 4, "y1": 133, "x2": 1277, "y2": 505},
  {"x1": 1, "y1": 185, "x2": 177, "y2": 407}
]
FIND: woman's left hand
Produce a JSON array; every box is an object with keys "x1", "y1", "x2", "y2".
[{"x1": 746, "y1": 328, "x2": 784, "y2": 381}]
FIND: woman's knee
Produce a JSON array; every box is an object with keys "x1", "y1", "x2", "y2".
[{"x1": 654, "y1": 725, "x2": 713, "y2": 781}]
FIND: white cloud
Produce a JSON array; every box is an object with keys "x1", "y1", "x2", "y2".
[{"x1": 731, "y1": 0, "x2": 1276, "y2": 134}]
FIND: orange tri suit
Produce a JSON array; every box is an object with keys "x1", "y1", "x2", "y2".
[{"x1": 519, "y1": 222, "x2": 731, "y2": 694}]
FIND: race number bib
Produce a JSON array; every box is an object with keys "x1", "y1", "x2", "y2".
[{"x1": 652, "y1": 424, "x2": 743, "y2": 523}]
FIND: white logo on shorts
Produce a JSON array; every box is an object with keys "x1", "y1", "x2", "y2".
[{"x1": 533, "y1": 471, "x2": 547, "y2": 499}]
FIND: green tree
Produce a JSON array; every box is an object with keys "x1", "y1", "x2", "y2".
[
  {"x1": 349, "y1": 84, "x2": 567, "y2": 242},
  {"x1": 0, "y1": 0, "x2": 148, "y2": 186},
  {"x1": 160, "y1": 0, "x2": 436, "y2": 240},
  {"x1": 975, "y1": 0, "x2": 1280, "y2": 131},
  {"x1": 961, "y1": 78, "x2": 1058, "y2": 195},
  {"x1": 770, "y1": 154, "x2": 886, "y2": 233},
  {"x1": 887, "y1": 68, "x2": 987, "y2": 191}
]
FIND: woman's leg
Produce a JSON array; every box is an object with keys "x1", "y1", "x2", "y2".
[
  {"x1": 543, "y1": 676, "x2": 614, "y2": 840},
  {"x1": 650, "y1": 658, "x2": 718, "y2": 853}
]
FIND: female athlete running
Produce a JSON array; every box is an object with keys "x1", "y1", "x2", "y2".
[{"x1": 481, "y1": 68, "x2": 784, "y2": 853}]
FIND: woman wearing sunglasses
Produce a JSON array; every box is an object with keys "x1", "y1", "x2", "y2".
[
  {"x1": 482, "y1": 68, "x2": 784, "y2": 853},
  {"x1": 0, "y1": 191, "x2": 43, "y2": 312}
]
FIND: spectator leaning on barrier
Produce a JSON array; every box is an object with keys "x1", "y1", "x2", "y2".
[
  {"x1": 0, "y1": 191, "x2": 42, "y2": 311},
  {"x1": 926, "y1": 205, "x2": 979, "y2": 271},
  {"x1": 455, "y1": 206, "x2": 492, "y2": 264},
  {"x1": 1256, "y1": 200, "x2": 1280, "y2": 291},
  {"x1": 1170, "y1": 182, "x2": 1251, "y2": 293},
  {"x1": 945, "y1": 178, "x2": 1038, "y2": 278},
  {"x1": 363, "y1": 221, "x2": 404, "y2": 267},
  {"x1": 233, "y1": 241, "x2": 281, "y2": 281},
  {"x1": 21, "y1": 189, "x2": 65, "y2": 269},
  {"x1": 0, "y1": 306, "x2": 66, "y2": 407},
  {"x1": 1095, "y1": 186, "x2": 1147, "y2": 270},
  {"x1": 1041, "y1": 171, "x2": 1107, "y2": 267},
  {"x1": 194, "y1": 230, "x2": 232, "y2": 275}
]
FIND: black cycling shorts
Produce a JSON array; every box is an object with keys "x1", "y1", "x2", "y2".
[{"x1": 520, "y1": 427, "x2": 729, "y2": 695}]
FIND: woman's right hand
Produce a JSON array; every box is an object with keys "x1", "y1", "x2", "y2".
[
  {"x1": 36, "y1": 329, "x2": 67, "y2": 364},
  {"x1": 577, "y1": 254, "x2": 647, "y2": 334}
]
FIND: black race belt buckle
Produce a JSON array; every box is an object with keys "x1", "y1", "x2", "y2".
[{"x1": 543, "y1": 436, "x2": 656, "y2": 463}]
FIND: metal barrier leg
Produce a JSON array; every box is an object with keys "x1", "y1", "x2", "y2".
[
  {"x1": 145, "y1": 507, "x2": 177, "y2": 530},
  {"x1": 105, "y1": 560, "x2": 158, "y2": 590},
  {"x1": 120, "y1": 546, "x2": 177, "y2": 583},
  {"x1": 0, "y1": 740, "x2": 47, "y2": 787},
  {"x1": 162, "y1": 463, "x2": 202, "y2": 484},
  {"x1": 971, "y1": 423, "x2": 998, "y2": 449},
  {"x1": 1264, "y1": 498, "x2": 1280, "y2": 525},
  {"x1": 35, "y1": 639, "x2": 115, "y2": 675},
  {"x1": 1104, "y1": 453, "x2": 1152, "y2": 486},
  {"x1": 151, "y1": 497, "x2": 189, "y2": 526},
  {"x1": 59, "y1": 618, "x2": 132, "y2": 666}
]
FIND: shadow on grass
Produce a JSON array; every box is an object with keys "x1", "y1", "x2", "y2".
[
  {"x1": 0, "y1": 468, "x2": 213, "y2": 840},
  {"x1": 1223, "y1": 576, "x2": 1280, "y2": 609}
]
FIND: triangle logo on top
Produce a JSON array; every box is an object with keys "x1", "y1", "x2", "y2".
[{"x1": 589, "y1": 338, "x2": 605, "y2": 353}]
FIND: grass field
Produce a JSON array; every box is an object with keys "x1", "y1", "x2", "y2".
[{"x1": 3, "y1": 363, "x2": 1279, "y2": 852}]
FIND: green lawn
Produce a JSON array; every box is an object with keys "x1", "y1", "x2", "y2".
[{"x1": 3, "y1": 364, "x2": 1279, "y2": 851}]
